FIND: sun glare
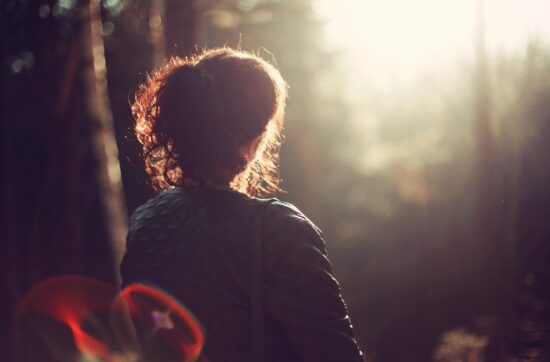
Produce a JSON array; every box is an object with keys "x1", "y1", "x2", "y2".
[{"x1": 314, "y1": 0, "x2": 550, "y2": 83}]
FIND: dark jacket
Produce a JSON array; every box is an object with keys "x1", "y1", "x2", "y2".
[{"x1": 120, "y1": 186, "x2": 364, "y2": 362}]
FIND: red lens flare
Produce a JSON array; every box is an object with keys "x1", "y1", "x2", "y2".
[
  {"x1": 113, "y1": 284, "x2": 205, "y2": 362},
  {"x1": 15, "y1": 276, "x2": 205, "y2": 362},
  {"x1": 16, "y1": 276, "x2": 118, "y2": 361}
]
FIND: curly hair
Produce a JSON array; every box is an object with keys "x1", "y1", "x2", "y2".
[{"x1": 131, "y1": 48, "x2": 288, "y2": 197}]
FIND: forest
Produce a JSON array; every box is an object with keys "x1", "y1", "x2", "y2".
[{"x1": 1, "y1": 0, "x2": 549, "y2": 361}]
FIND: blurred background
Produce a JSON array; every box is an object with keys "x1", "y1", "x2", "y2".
[{"x1": 2, "y1": 0, "x2": 550, "y2": 360}]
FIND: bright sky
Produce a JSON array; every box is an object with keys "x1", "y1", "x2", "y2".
[{"x1": 314, "y1": 0, "x2": 550, "y2": 83}]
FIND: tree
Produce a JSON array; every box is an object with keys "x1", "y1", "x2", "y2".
[{"x1": 1, "y1": 0, "x2": 126, "y2": 359}]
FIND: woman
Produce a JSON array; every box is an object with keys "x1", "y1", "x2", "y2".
[{"x1": 120, "y1": 48, "x2": 364, "y2": 362}]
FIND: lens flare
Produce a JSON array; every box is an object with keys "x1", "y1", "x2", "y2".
[
  {"x1": 16, "y1": 276, "x2": 118, "y2": 361},
  {"x1": 15, "y1": 276, "x2": 204, "y2": 362},
  {"x1": 113, "y1": 283, "x2": 205, "y2": 362}
]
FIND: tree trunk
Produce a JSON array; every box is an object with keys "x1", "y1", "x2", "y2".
[
  {"x1": 164, "y1": 0, "x2": 197, "y2": 58},
  {"x1": 0, "y1": 0, "x2": 125, "y2": 359}
]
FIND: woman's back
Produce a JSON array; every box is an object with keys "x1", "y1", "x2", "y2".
[
  {"x1": 120, "y1": 186, "x2": 363, "y2": 362},
  {"x1": 123, "y1": 47, "x2": 363, "y2": 361}
]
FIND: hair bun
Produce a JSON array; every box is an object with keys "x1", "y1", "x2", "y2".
[
  {"x1": 168, "y1": 64, "x2": 216, "y2": 99},
  {"x1": 132, "y1": 48, "x2": 287, "y2": 197}
]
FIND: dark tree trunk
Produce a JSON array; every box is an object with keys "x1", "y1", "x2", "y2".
[
  {"x1": 0, "y1": 0, "x2": 124, "y2": 359},
  {"x1": 164, "y1": 0, "x2": 196, "y2": 58}
]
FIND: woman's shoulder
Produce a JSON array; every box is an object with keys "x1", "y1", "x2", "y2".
[
  {"x1": 260, "y1": 198, "x2": 326, "y2": 250},
  {"x1": 262, "y1": 198, "x2": 312, "y2": 224},
  {"x1": 126, "y1": 188, "x2": 189, "y2": 242},
  {"x1": 129, "y1": 188, "x2": 183, "y2": 223}
]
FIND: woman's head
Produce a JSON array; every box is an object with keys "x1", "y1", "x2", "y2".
[{"x1": 132, "y1": 48, "x2": 288, "y2": 196}]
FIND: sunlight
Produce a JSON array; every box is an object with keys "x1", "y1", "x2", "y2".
[{"x1": 314, "y1": 0, "x2": 550, "y2": 84}]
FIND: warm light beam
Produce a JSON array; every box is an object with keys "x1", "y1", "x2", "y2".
[{"x1": 314, "y1": 0, "x2": 550, "y2": 84}]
